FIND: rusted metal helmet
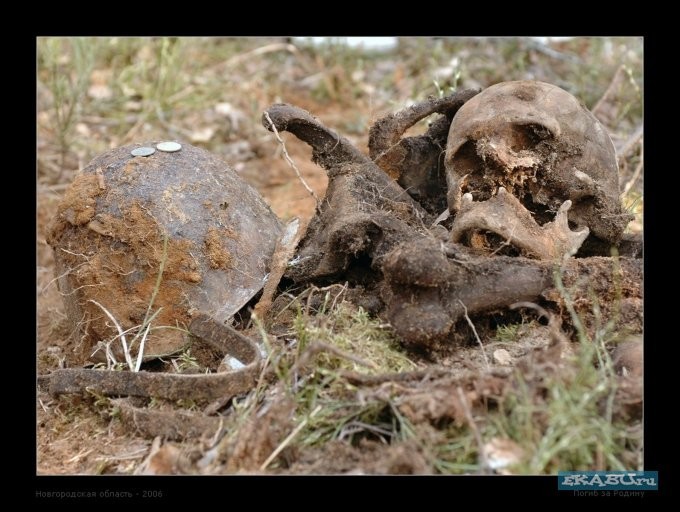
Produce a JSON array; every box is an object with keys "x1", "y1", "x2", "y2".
[{"x1": 47, "y1": 141, "x2": 282, "y2": 362}]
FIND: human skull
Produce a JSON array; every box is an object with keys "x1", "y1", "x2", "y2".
[{"x1": 444, "y1": 80, "x2": 631, "y2": 259}]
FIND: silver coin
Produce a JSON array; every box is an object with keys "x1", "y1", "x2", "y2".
[
  {"x1": 156, "y1": 141, "x2": 182, "y2": 152},
  {"x1": 131, "y1": 147, "x2": 156, "y2": 157}
]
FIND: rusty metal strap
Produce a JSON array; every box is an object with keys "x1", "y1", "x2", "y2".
[{"x1": 43, "y1": 313, "x2": 262, "y2": 403}]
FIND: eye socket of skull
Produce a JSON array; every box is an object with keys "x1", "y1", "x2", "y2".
[{"x1": 446, "y1": 120, "x2": 556, "y2": 212}]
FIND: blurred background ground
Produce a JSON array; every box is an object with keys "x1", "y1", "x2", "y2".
[{"x1": 37, "y1": 37, "x2": 643, "y2": 474}]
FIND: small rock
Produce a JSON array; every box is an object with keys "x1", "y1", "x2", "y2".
[
  {"x1": 493, "y1": 348, "x2": 512, "y2": 366},
  {"x1": 215, "y1": 102, "x2": 246, "y2": 132},
  {"x1": 75, "y1": 123, "x2": 91, "y2": 138},
  {"x1": 613, "y1": 337, "x2": 643, "y2": 379},
  {"x1": 124, "y1": 100, "x2": 143, "y2": 112},
  {"x1": 190, "y1": 127, "x2": 216, "y2": 143},
  {"x1": 137, "y1": 437, "x2": 181, "y2": 475},
  {"x1": 88, "y1": 84, "x2": 112, "y2": 100},
  {"x1": 482, "y1": 437, "x2": 524, "y2": 473}
]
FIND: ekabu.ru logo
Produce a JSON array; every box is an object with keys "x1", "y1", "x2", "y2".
[{"x1": 558, "y1": 471, "x2": 658, "y2": 491}]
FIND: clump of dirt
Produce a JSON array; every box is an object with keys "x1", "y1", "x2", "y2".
[
  {"x1": 393, "y1": 374, "x2": 507, "y2": 425},
  {"x1": 115, "y1": 399, "x2": 223, "y2": 441},
  {"x1": 290, "y1": 439, "x2": 432, "y2": 475},
  {"x1": 221, "y1": 392, "x2": 296, "y2": 473},
  {"x1": 204, "y1": 227, "x2": 236, "y2": 270},
  {"x1": 48, "y1": 199, "x2": 200, "y2": 363},
  {"x1": 544, "y1": 256, "x2": 643, "y2": 336},
  {"x1": 37, "y1": 394, "x2": 152, "y2": 475},
  {"x1": 613, "y1": 337, "x2": 643, "y2": 379},
  {"x1": 56, "y1": 174, "x2": 104, "y2": 226}
]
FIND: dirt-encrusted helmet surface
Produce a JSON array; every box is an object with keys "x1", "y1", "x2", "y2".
[{"x1": 47, "y1": 141, "x2": 282, "y2": 362}]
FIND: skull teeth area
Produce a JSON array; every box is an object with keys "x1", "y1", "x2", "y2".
[{"x1": 449, "y1": 188, "x2": 589, "y2": 261}]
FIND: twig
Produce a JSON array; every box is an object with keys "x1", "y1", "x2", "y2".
[
  {"x1": 89, "y1": 322, "x2": 157, "y2": 359},
  {"x1": 39, "y1": 260, "x2": 89, "y2": 294},
  {"x1": 128, "y1": 307, "x2": 163, "y2": 354},
  {"x1": 551, "y1": 268, "x2": 589, "y2": 344},
  {"x1": 458, "y1": 300, "x2": 490, "y2": 371},
  {"x1": 121, "y1": 112, "x2": 149, "y2": 144},
  {"x1": 338, "y1": 421, "x2": 395, "y2": 442},
  {"x1": 205, "y1": 417, "x2": 225, "y2": 449},
  {"x1": 339, "y1": 366, "x2": 451, "y2": 386},
  {"x1": 89, "y1": 299, "x2": 134, "y2": 371},
  {"x1": 66, "y1": 448, "x2": 95, "y2": 463},
  {"x1": 59, "y1": 248, "x2": 90, "y2": 258},
  {"x1": 456, "y1": 386, "x2": 490, "y2": 474},
  {"x1": 38, "y1": 397, "x2": 50, "y2": 413},
  {"x1": 260, "y1": 405, "x2": 321, "y2": 471},
  {"x1": 618, "y1": 124, "x2": 643, "y2": 159},
  {"x1": 263, "y1": 111, "x2": 320, "y2": 209},
  {"x1": 524, "y1": 38, "x2": 580, "y2": 63},
  {"x1": 328, "y1": 282, "x2": 348, "y2": 312},
  {"x1": 104, "y1": 341, "x2": 118, "y2": 369},
  {"x1": 37, "y1": 182, "x2": 72, "y2": 192},
  {"x1": 489, "y1": 222, "x2": 519, "y2": 257},
  {"x1": 225, "y1": 42, "x2": 298, "y2": 68},
  {"x1": 80, "y1": 114, "x2": 141, "y2": 126},
  {"x1": 135, "y1": 323, "x2": 151, "y2": 372},
  {"x1": 164, "y1": 44, "x2": 302, "y2": 109},
  {"x1": 95, "y1": 447, "x2": 149, "y2": 462},
  {"x1": 128, "y1": 235, "x2": 169, "y2": 358},
  {"x1": 510, "y1": 301, "x2": 569, "y2": 346},
  {"x1": 293, "y1": 341, "x2": 378, "y2": 374},
  {"x1": 622, "y1": 147, "x2": 643, "y2": 198},
  {"x1": 252, "y1": 218, "x2": 301, "y2": 320},
  {"x1": 592, "y1": 65, "x2": 626, "y2": 123}
]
